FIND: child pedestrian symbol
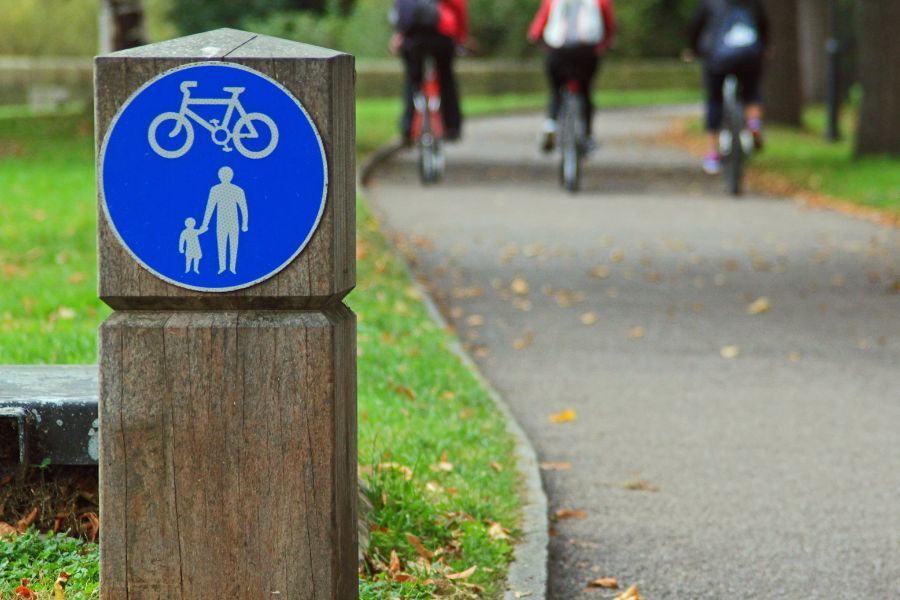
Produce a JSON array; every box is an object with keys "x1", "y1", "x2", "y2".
[
  {"x1": 199, "y1": 166, "x2": 249, "y2": 274},
  {"x1": 179, "y1": 217, "x2": 202, "y2": 273}
]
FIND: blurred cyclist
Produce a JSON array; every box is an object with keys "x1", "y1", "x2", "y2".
[
  {"x1": 528, "y1": 0, "x2": 616, "y2": 153},
  {"x1": 390, "y1": 0, "x2": 468, "y2": 144},
  {"x1": 687, "y1": 0, "x2": 769, "y2": 175}
]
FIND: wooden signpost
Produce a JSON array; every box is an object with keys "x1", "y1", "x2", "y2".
[{"x1": 95, "y1": 29, "x2": 357, "y2": 598}]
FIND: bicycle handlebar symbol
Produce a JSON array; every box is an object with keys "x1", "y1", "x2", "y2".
[{"x1": 148, "y1": 81, "x2": 279, "y2": 159}]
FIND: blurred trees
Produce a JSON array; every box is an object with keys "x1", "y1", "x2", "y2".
[
  {"x1": 100, "y1": 0, "x2": 147, "y2": 52},
  {"x1": 855, "y1": 0, "x2": 900, "y2": 155},
  {"x1": 762, "y1": 0, "x2": 802, "y2": 126}
]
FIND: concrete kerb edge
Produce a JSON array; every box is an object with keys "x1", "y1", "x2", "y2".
[{"x1": 357, "y1": 154, "x2": 549, "y2": 600}]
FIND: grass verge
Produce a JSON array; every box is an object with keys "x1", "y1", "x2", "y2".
[
  {"x1": 661, "y1": 104, "x2": 900, "y2": 218},
  {"x1": 0, "y1": 98, "x2": 522, "y2": 597}
]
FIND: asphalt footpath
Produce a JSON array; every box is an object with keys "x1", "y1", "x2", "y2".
[{"x1": 365, "y1": 106, "x2": 900, "y2": 599}]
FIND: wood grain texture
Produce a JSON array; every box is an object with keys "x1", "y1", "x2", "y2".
[
  {"x1": 95, "y1": 29, "x2": 356, "y2": 310},
  {"x1": 99, "y1": 308, "x2": 357, "y2": 599}
]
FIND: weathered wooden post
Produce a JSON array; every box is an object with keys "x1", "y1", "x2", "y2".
[{"x1": 95, "y1": 29, "x2": 356, "y2": 598}]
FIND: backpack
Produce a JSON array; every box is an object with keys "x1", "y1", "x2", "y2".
[
  {"x1": 543, "y1": 0, "x2": 604, "y2": 49},
  {"x1": 711, "y1": 0, "x2": 763, "y2": 66},
  {"x1": 393, "y1": 0, "x2": 440, "y2": 33}
]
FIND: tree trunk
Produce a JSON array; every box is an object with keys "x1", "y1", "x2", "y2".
[
  {"x1": 762, "y1": 0, "x2": 803, "y2": 126},
  {"x1": 99, "y1": 0, "x2": 147, "y2": 52},
  {"x1": 798, "y1": 0, "x2": 828, "y2": 103},
  {"x1": 856, "y1": 0, "x2": 900, "y2": 155}
]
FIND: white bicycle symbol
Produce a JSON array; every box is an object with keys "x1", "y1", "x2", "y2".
[{"x1": 148, "y1": 81, "x2": 279, "y2": 159}]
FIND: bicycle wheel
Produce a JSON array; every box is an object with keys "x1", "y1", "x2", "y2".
[
  {"x1": 559, "y1": 92, "x2": 582, "y2": 193},
  {"x1": 233, "y1": 112, "x2": 279, "y2": 159},
  {"x1": 418, "y1": 93, "x2": 440, "y2": 185},
  {"x1": 722, "y1": 78, "x2": 744, "y2": 197},
  {"x1": 148, "y1": 112, "x2": 194, "y2": 159}
]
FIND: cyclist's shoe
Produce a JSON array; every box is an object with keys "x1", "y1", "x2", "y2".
[
  {"x1": 583, "y1": 136, "x2": 598, "y2": 155},
  {"x1": 702, "y1": 152, "x2": 721, "y2": 175},
  {"x1": 540, "y1": 119, "x2": 557, "y2": 153},
  {"x1": 401, "y1": 130, "x2": 414, "y2": 148}
]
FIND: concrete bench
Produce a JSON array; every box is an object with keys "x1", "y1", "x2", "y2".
[{"x1": 0, "y1": 366, "x2": 98, "y2": 466}]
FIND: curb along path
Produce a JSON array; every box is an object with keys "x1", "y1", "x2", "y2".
[{"x1": 364, "y1": 107, "x2": 900, "y2": 599}]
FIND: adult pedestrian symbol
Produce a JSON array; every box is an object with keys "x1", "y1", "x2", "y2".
[{"x1": 100, "y1": 62, "x2": 328, "y2": 292}]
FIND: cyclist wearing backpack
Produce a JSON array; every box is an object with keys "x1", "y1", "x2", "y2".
[
  {"x1": 687, "y1": 0, "x2": 769, "y2": 174},
  {"x1": 528, "y1": 0, "x2": 616, "y2": 153},
  {"x1": 391, "y1": 0, "x2": 468, "y2": 144}
]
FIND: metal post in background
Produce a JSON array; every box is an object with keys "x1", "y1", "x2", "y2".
[{"x1": 825, "y1": 0, "x2": 841, "y2": 141}]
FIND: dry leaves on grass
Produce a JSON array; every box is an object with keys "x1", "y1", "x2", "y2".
[
  {"x1": 587, "y1": 576, "x2": 619, "y2": 589},
  {"x1": 549, "y1": 409, "x2": 577, "y2": 423},
  {"x1": 746, "y1": 297, "x2": 771, "y2": 315}
]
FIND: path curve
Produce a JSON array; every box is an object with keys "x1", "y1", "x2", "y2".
[{"x1": 366, "y1": 107, "x2": 900, "y2": 599}]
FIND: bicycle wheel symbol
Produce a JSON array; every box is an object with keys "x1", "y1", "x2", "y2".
[
  {"x1": 232, "y1": 113, "x2": 279, "y2": 159},
  {"x1": 148, "y1": 112, "x2": 195, "y2": 159}
]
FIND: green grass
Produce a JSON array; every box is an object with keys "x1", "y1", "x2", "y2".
[
  {"x1": 753, "y1": 107, "x2": 900, "y2": 212},
  {"x1": 0, "y1": 530, "x2": 99, "y2": 598},
  {"x1": 0, "y1": 100, "x2": 522, "y2": 597}
]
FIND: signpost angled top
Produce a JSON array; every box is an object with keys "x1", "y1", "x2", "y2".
[{"x1": 95, "y1": 28, "x2": 355, "y2": 309}]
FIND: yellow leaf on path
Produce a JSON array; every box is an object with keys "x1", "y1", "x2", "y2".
[
  {"x1": 465, "y1": 314, "x2": 485, "y2": 327},
  {"x1": 539, "y1": 461, "x2": 572, "y2": 471},
  {"x1": 580, "y1": 312, "x2": 598, "y2": 325},
  {"x1": 554, "y1": 509, "x2": 587, "y2": 520},
  {"x1": 610, "y1": 250, "x2": 625, "y2": 263},
  {"x1": 513, "y1": 331, "x2": 535, "y2": 350},
  {"x1": 747, "y1": 297, "x2": 771, "y2": 315},
  {"x1": 626, "y1": 326, "x2": 646, "y2": 339},
  {"x1": 549, "y1": 409, "x2": 577, "y2": 423},
  {"x1": 614, "y1": 584, "x2": 644, "y2": 600},
  {"x1": 587, "y1": 576, "x2": 619, "y2": 589},
  {"x1": 617, "y1": 479, "x2": 660, "y2": 493},
  {"x1": 720, "y1": 345, "x2": 741, "y2": 359},
  {"x1": 446, "y1": 565, "x2": 477, "y2": 580},
  {"x1": 589, "y1": 265, "x2": 611, "y2": 279},
  {"x1": 511, "y1": 277, "x2": 530, "y2": 295}
]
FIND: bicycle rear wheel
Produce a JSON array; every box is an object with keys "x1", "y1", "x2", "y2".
[
  {"x1": 723, "y1": 77, "x2": 744, "y2": 197},
  {"x1": 559, "y1": 92, "x2": 583, "y2": 193}
]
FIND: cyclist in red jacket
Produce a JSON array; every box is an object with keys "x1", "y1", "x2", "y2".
[
  {"x1": 529, "y1": 0, "x2": 616, "y2": 153},
  {"x1": 391, "y1": 0, "x2": 468, "y2": 144}
]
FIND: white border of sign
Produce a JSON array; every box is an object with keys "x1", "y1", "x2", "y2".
[{"x1": 98, "y1": 61, "x2": 329, "y2": 293}]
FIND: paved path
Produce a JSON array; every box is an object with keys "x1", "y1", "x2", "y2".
[{"x1": 366, "y1": 107, "x2": 900, "y2": 599}]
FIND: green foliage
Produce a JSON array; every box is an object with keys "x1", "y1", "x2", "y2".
[
  {"x1": 0, "y1": 530, "x2": 100, "y2": 598},
  {"x1": 243, "y1": 0, "x2": 394, "y2": 57},
  {"x1": 0, "y1": 0, "x2": 98, "y2": 56},
  {"x1": 169, "y1": 0, "x2": 328, "y2": 35}
]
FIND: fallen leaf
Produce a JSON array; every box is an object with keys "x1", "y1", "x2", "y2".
[
  {"x1": 512, "y1": 331, "x2": 535, "y2": 350},
  {"x1": 617, "y1": 479, "x2": 660, "y2": 493},
  {"x1": 549, "y1": 409, "x2": 577, "y2": 423},
  {"x1": 610, "y1": 250, "x2": 625, "y2": 263},
  {"x1": 405, "y1": 532, "x2": 434, "y2": 560},
  {"x1": 613, "y1": 584, "x2": 644, "y2": 600},
  {"x1": 430, "y1": 460, "x2": 453, "y2": 472},
  {"x1": 539, "y1": 461, "x2": 572, "y2": 471},
  {"x1": 378, "y1": 462, "x2": 414, "y2": 480},
  {"x1": 16, "y1": 507, "x2": 38, "y2": 533},
  {"x1": 446, "y1": 565, "x2": 477, "y2": 580},
  {"x1": 57, "y1": 306, "x2": 76, "y2": 320},
  {"x1": 788, "y1": 351, "x2": 802, "y2": 363},
  {"x1": 490, "y1": 461, "x2": 503, "y2": 473},
  {"x1": 626, "y1": 326, "x2": 646, "y2": 339},
  {"x1": 511, "y1": 277, "x2": 530, "y2": 295},
  {"x1": 67, "y1": 272, "x2": 86, "y2": 285},
  {"x1": 589, "y1": 265, "x2": 611, "y2": 279},
  {"x1": 720, "y1": 345, "x2": 741, "y2": 359},
  {"x1": 587, "y1": 576, "x2": 619, "y2": 589},
  {"x1": 580, "y1": 312, "x2": 598, "y2": 325},
  {"x1": 487, "y1": 521, "x2": 510, "y2": 540},
  {"x1": 554, "y1": 509, "x2": 587, "y2": 520},
  {"x1": 746, "y1": 297, "x2": 771, "y2": 315},
  {"x1": 388, "y1": 550, "x2": 401, "y2": 575},
  {"x1": 465, "y1": 314, "x2": 485, "y2": 327}
]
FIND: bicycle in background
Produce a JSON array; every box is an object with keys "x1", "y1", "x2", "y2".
[
  {"x1": 557, "y1": 79, "x2": 587, "y2": 193},
  {"x1": 411, "y1": 57, "x2": 446, "y2": 185},
  {"x1": 720, "y1": 74, "x2": 755, "y2": 196}
]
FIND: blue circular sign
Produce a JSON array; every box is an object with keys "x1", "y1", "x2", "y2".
[{"x1": 100, "y1": 62, "x2": 328, "y2": 292}]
